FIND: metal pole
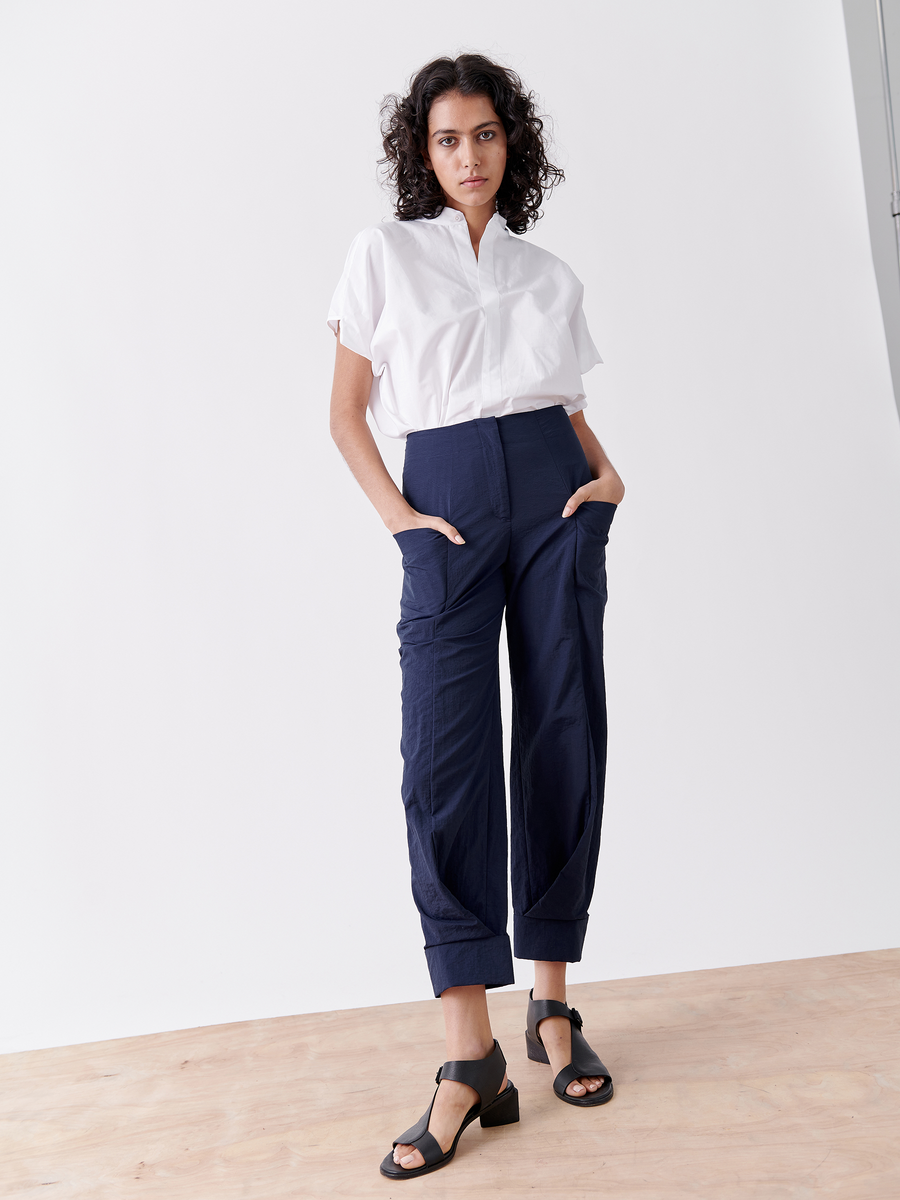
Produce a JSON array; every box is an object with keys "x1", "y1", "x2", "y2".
[{"x1": 876, "y1": 0, "x2": 900, "y2": 280}]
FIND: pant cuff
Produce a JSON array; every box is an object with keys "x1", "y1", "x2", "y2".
[
  {"x1": 424, "y1": 933, "x2": 515, "y2": 997},
  {"x1": 513, "y1": 913, "x2": 589, "y2": 963}
]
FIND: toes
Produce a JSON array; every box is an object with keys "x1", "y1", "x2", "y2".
[
  {"x1": 567, "y1": 1076, "x2": 604, "y2": 1096},
  {"x1": 393, "y1": 1144, "x2": 424, "y2": 1170}
]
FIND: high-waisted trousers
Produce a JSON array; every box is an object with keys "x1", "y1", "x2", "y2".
[{"x1": 392, "y1": 403, "x2": 616, "y2": 998}]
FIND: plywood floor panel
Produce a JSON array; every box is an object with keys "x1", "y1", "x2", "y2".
[{"x1": 1, "y1": 949, "x2": 897, "y2": 1199}]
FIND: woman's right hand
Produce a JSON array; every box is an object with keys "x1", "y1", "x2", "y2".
[{"x1": 388, "y1": 511, "x2": 466, "y2": 544}]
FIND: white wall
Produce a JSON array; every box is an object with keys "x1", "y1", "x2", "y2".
[{"x1": 1, "y1": 0, "x2": 898, "y2": 1054}]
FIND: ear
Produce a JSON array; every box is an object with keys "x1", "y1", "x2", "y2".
[{"x1": 422, "y1": 151, "x2": 433, "y2": 172}]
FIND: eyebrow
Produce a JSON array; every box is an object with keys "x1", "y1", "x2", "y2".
[{"x1": 431, "y1": 120, "x2": 501, "y2": 138}]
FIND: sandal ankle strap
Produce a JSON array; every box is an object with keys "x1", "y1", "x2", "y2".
[
  {"x1": 437, "y1": 1039, "x2": 507, "y2": 1108},
  {"x1": 527, "y1": 990, "x2": 581, "y2": 1042}
]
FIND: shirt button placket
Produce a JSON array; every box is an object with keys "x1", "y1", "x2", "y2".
[{"x1": 478, "y1": 231, "x2": 502, "y2": 413}]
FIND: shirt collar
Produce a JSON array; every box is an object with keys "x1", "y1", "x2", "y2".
[{"x1": 425, "y1": 207, "x2": 508, "y2": 233}]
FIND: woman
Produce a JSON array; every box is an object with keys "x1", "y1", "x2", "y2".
[{"x1": 328, "y1": 54, "x2": 625, "y2": 1180}]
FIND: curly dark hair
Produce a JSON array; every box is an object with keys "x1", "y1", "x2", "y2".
[{"x1": 379, "y1": 54, "x2": 564, "y2": 235}]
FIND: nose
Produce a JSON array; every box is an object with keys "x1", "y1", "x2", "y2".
[{"x1": 461, "y1": 137, "x2": 481, "y2": 170}]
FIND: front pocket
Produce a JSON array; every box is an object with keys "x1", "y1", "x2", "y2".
[
  {"x1": 579, "y1": 499, "x2": 617, "y2": 531},
  {"x1": 574, "y1": 502, "x2": 614, "y2": 602},
  {"x1": 394, "y1": 528, "x2": 450, "y2": 618}
]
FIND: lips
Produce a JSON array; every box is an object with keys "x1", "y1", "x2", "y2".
[{"x1": 462, "y1": 177, "x2": 487, "y2": 186}]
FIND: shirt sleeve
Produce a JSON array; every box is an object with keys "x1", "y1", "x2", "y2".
[
  {"x1": 567, "y1": 274, "x2": 604, "y2": 375},
  {"x1": 326, "y1": 227, "x2": 385, "y2": 363}
]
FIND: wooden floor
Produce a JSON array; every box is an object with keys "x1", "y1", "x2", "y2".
[{"x1": 1, "y1": 949, "x2": 898, "y2": 1199}]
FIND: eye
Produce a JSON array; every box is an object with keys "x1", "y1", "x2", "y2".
[
  {"x1": 479, "y1": 130, "x2": 495, "y2": 140},
  {"x1": 438, "y1": 137, "x2": 456, "y2": 147}
]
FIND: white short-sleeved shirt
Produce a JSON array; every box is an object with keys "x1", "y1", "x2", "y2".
[{"x1": 326, "y1": 207, "x2": 602, "y2": 439}]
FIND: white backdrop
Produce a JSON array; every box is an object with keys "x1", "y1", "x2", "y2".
[{"x1": 1, "y1": 0, "x2": 899, "y2": 1054}]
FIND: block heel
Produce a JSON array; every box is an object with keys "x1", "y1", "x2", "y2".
[
  {"x1": 525, "y1": 1030, "x2": 550, "y2": 1065},
  {"x1": 479, "y1": 1082, "x2": 519, "y2": 1127}
]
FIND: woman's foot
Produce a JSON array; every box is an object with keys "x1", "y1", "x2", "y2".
[
  {"x1": 531, "y1": 962, "x2": 606, "y2": 1099},
  {"x1": 392, "y1": 1054, "x2": 508, "y2": 1170},
  {"x1": 532, "y1": 1003, "x2": 605, "y2": 1099}
]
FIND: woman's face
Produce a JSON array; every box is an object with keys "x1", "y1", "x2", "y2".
[{"x1": 423, "y1": 90, "x2": 508, "y2": 214}]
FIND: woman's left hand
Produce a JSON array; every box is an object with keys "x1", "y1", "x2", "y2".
[{"x1": 562, "y1": 471, "x2": 625, "y2": 517}]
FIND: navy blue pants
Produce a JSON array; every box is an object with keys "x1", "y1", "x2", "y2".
[{"x1": 393, "y1": 404, "x2": 616, "y2": 998}]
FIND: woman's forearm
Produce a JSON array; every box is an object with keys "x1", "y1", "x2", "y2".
[
  {"x1": 329, "y1": 333, "x2": 417, "y2": 533},
  {"x1": 330, "y1": 408, "x2": 415, "y2": 533},
  {"x1": 568, "y1": 410, "x2": 626, "y2": 505},
  {"x1": 329, "y1": 335, "x2": 466, "y2": 544}
]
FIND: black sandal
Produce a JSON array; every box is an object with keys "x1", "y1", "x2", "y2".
[
  {"x1": 379, "y1": 1039, "x2": 519, "y2": 1179},
  {"x1": 525, "y1": 989, "x2": 614, "y2": 1107}
]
